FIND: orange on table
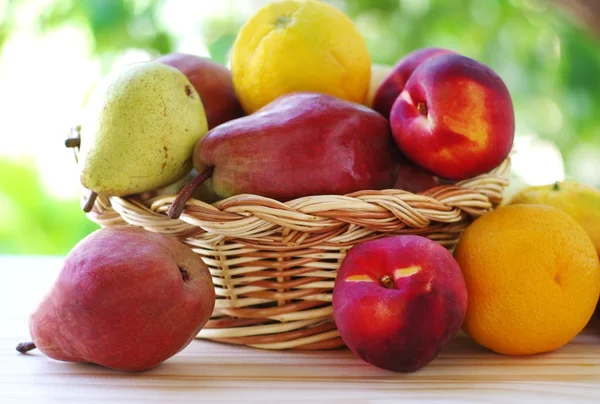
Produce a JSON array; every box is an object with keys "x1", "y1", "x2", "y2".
[
  {"x1": 453, "y1": 204, "x2": 600, "y2": 356},
  {"x1": 509, "y1": 180, "x2": 600, "y2": 257},
  {"x1": 230, "y1": 0, "x2": 371, "y2": 114}
]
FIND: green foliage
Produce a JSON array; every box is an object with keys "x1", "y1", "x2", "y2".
[
  {"x1": 0, "y1": 159, "x2": 99, "y2": 255},
  {"x1": 0, "y1": 0, "x2": 598, "y2": 255}
]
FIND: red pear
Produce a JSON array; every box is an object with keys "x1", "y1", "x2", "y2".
[
  {"x1": 168, "y1": 92, "x2": 400, "y2": 219},
  {"x1": 18, "y1": 227, "x2": 215, "y2": 372}
]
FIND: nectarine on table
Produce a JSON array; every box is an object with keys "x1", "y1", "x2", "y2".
[{"x1": 332, "y1": 235, "x2": 467, "y2": 372}]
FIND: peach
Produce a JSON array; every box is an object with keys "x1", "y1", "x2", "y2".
[
  {"x1": 372, "y1": 48, "x2": 454, "y2": 119},
  {"x1": 389, "y1": 53, "x2": 514, "y2": 180},
  {"x1": 155, "y1": 53, "x2": 244, "y2": 129},
  {"x1": 332, "y1": 235, "x2": 467, "y2": 372}
]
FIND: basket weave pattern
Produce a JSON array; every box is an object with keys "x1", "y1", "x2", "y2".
[{"x1": 86, "y1": 158, "x2": 511, "y2": 350}]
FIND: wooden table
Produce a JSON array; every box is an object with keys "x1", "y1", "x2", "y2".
[{"x1": 1, "y1": 255, "x2": 599, "y2": 403}]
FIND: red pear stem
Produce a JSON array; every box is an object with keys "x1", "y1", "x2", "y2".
[
  {"x1": 16, "y1": 341, "x2": 36, "y2": 353},
  {"x1": 381, "y1": 275, "x2": 395, "y2": 289},
  {"x1": 416, "y1": 102, "x2": 428, "y2": 116},
  {"x1": 82, "y1": 190, "x2": 98, "y2": 213},
  {"x1": 167, "y1": 167, "x2": 215, "y2": 219}
]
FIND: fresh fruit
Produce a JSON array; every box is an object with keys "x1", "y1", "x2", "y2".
[
  {"x1": 167, "y1": 92, "x2": 399, "y2": 219},
  {"x1": 155, "y1": 53, "x2": 244, "y2": 129},
  {"x1": 394, "y1": 156, "x2": 453, "y2": 193},
  {"x1": 508, "y1": 181, "x2": 600, "y2": 256},
  {"x1": 454, "y1": 204, "x2": 600, "y2": 356},
  {"x1": 389, "y1": 53, "x2": 514, "y2": 180},
  {"x1": 366, "y1": 63, "x2": 393, "y2": 108},
  {"x1": 78, "y1": 62, "x2": 208, "y2": 210},
  {"x1": 332, "y1": 235, "x2": 468, "y2": 372},
  {"x1": 231, "y1": 0, "x2": 371, "y2": 114},
  {"x1": 372, "y1": 48, "x2": 454, "y2": 119},
  {"x1": 18, "y1": 227, "x2": 215, "y2": 372}
]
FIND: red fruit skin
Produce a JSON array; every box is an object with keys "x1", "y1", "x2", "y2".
[
  {"x1": 372, "y1": 48, "x2": 454, "y2": 119},
  {"x1": 394, "y1": 156, "x2": 454, "y2": 193},
  {"x1": 155, "y1": 53, "x2": 244, "y2": 129},
  {"x1": 332, "y1": 235, "x2": 468, "y2": 372},
  {"x1": 196, "y1": 92, "x2": 400, "y2": 200},
  {"x1": 29, "y1": 227, "x2": 215, "y2": 372},
  {"x1": 389, "y1": 53, "x2": 514, "y2": 180}
]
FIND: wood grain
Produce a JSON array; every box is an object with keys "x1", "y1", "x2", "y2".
[{"x1": 1, "y1": 255, "x2": 599, "y2": 403}]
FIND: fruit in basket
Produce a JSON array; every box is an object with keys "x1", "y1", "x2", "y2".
[
  {"x1": 508, "y1": 181, "x2": 600, "y2": 256},
  {"x1": 394, "y1": 156, "x2": 453, "y2": 193},
  {"x1": 167, "y1": 92, "x2": 399, "y2": 219},
  {"x1": 332, "y1": 235, "x2": 468, "y2": 372},
  {"x1": 17, "y1": 227, "x2": 215, "y2": 372},
  {"x1": 389, "y1": 53, "x2": 514, "y2": 180},
  {"x1": 231, "y1": 0, "x2": 371, "y2": 114},
  {"x1": 155, "y1": 53, "x2": 244, "y2": 129},
  {"x1": 372, "y1": 48, "x2": 454, "y2": 119},
  {"x1": 78, "y1": 62, "x2": 208, "y2": 211},
  {"x1": 366, "y1": 63, "x2": 393, "y2": 108},
  {"x1": 454, "y1": 204, "x2": 600, "y2": 356}
]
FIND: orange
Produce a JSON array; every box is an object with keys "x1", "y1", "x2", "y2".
[
  {"x1": 453, "y1": 204, "x2": 600, "y2": 356},
  {"x1": 230, "y1": 0, "x2": 371, "y2": 114},
  {"x1": 509, "y1": 181, "x2": 600, "y2": 257}
]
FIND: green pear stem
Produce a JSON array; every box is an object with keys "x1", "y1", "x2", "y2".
[
  {"x1": 167, "y1": 167, "x2": 215, "y2": 219},
  {"x1": 16, "y1": 341, "x2": 36, "y2": 353},
  {"x1": 83, "y1": 190, "x2": 98, "y2": 213}
]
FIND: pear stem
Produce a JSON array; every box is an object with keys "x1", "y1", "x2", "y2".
[
  {"x1": 64, "y1": 137, "x2": 80, "y2": 148},
  {"x1": 16, "y1": 341, "x2": 36, "y2": 353},
  {"x1": 83, "y1": 190, "x2": 98, "y2": 213},
  {"x1": 167, "y1": 167, "x2": 215, "y2": 219}
]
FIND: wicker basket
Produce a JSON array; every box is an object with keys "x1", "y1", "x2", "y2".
[{"x1": 77, "y1": 144, "x2": 511, "y2": 350}]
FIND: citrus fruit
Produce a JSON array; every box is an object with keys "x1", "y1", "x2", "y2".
[
  {"x1": 231, "y1": 0, "x2": 371, "y2": 113},
  {"x1": 509, "y1": 181, "x2": 600, "y2": 256},
  {"x1": 453, "y1": 204, "x2": 600, "y2": 356}
]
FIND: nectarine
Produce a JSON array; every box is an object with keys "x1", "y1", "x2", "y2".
[
  {"x1": 389, "y1": 53, "x2": 514, "y2": 180},
  {"x1": 332, "y1": 235, "x2": 467, "y2": 372}
]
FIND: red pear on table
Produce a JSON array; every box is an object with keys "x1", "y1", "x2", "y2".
[
  {"x1": 333, "y1": 235, "x2": 468, "y2": 372},
  {"x1": 17, "y1": 227, "x2": 215, "y2": 372}
]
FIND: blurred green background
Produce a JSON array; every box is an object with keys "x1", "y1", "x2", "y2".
[{"x1": 1, "y1": 0, "x2": 599, "y2": 256}]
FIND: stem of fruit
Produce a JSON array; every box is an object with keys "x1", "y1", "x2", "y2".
[
  {"x1": 82, "y1": 190, "x2": 98, "y2": 213},
  {"x1": 381, "y1": 275, "x2": 395, "y2": 289},
  {"x1": 553, "y1": 181, "x2": 560, "y2": 191},
  {"x1": 16, "y1": 341, "x2": 36, "y2": 353},
  {"x1": 64, "y1": 137, "x2": 80, "y2": 148},
  {"x1": 167, "y1": 167, "x2": 215, "y2": 219}
]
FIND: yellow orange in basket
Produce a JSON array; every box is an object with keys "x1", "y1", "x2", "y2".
[
  {"x1": 231, "y1": 0, "x2": 371, "y2": 113},
  {"x1": 453, "y1": 204, "x2": 600, "y2": 356}
]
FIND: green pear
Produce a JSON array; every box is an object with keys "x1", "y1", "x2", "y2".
[{"x1": 78, "y1": 61, "x2": 208, "y2": 204}]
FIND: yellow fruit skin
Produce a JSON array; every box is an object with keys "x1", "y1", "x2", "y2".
[
  {"x1": 366, "y1": 63, "x2": 393, "y2": 108},
  {"x1": 231, "y1": 0, "x2": 371, "y2": 114},
  {"x1": 454, "y1": 204, "x2": 600, "y2": 356},
  {"x1": 509, "y1": 181, "x2": 600, "y2": 256},
  {"x1": 79, "y1": 62, "x2": 208, "y2": 196}
]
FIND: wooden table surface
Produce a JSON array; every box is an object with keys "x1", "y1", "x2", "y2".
[{"x1": 1, "y1": 255, "x2": 599, "y2": 403}]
